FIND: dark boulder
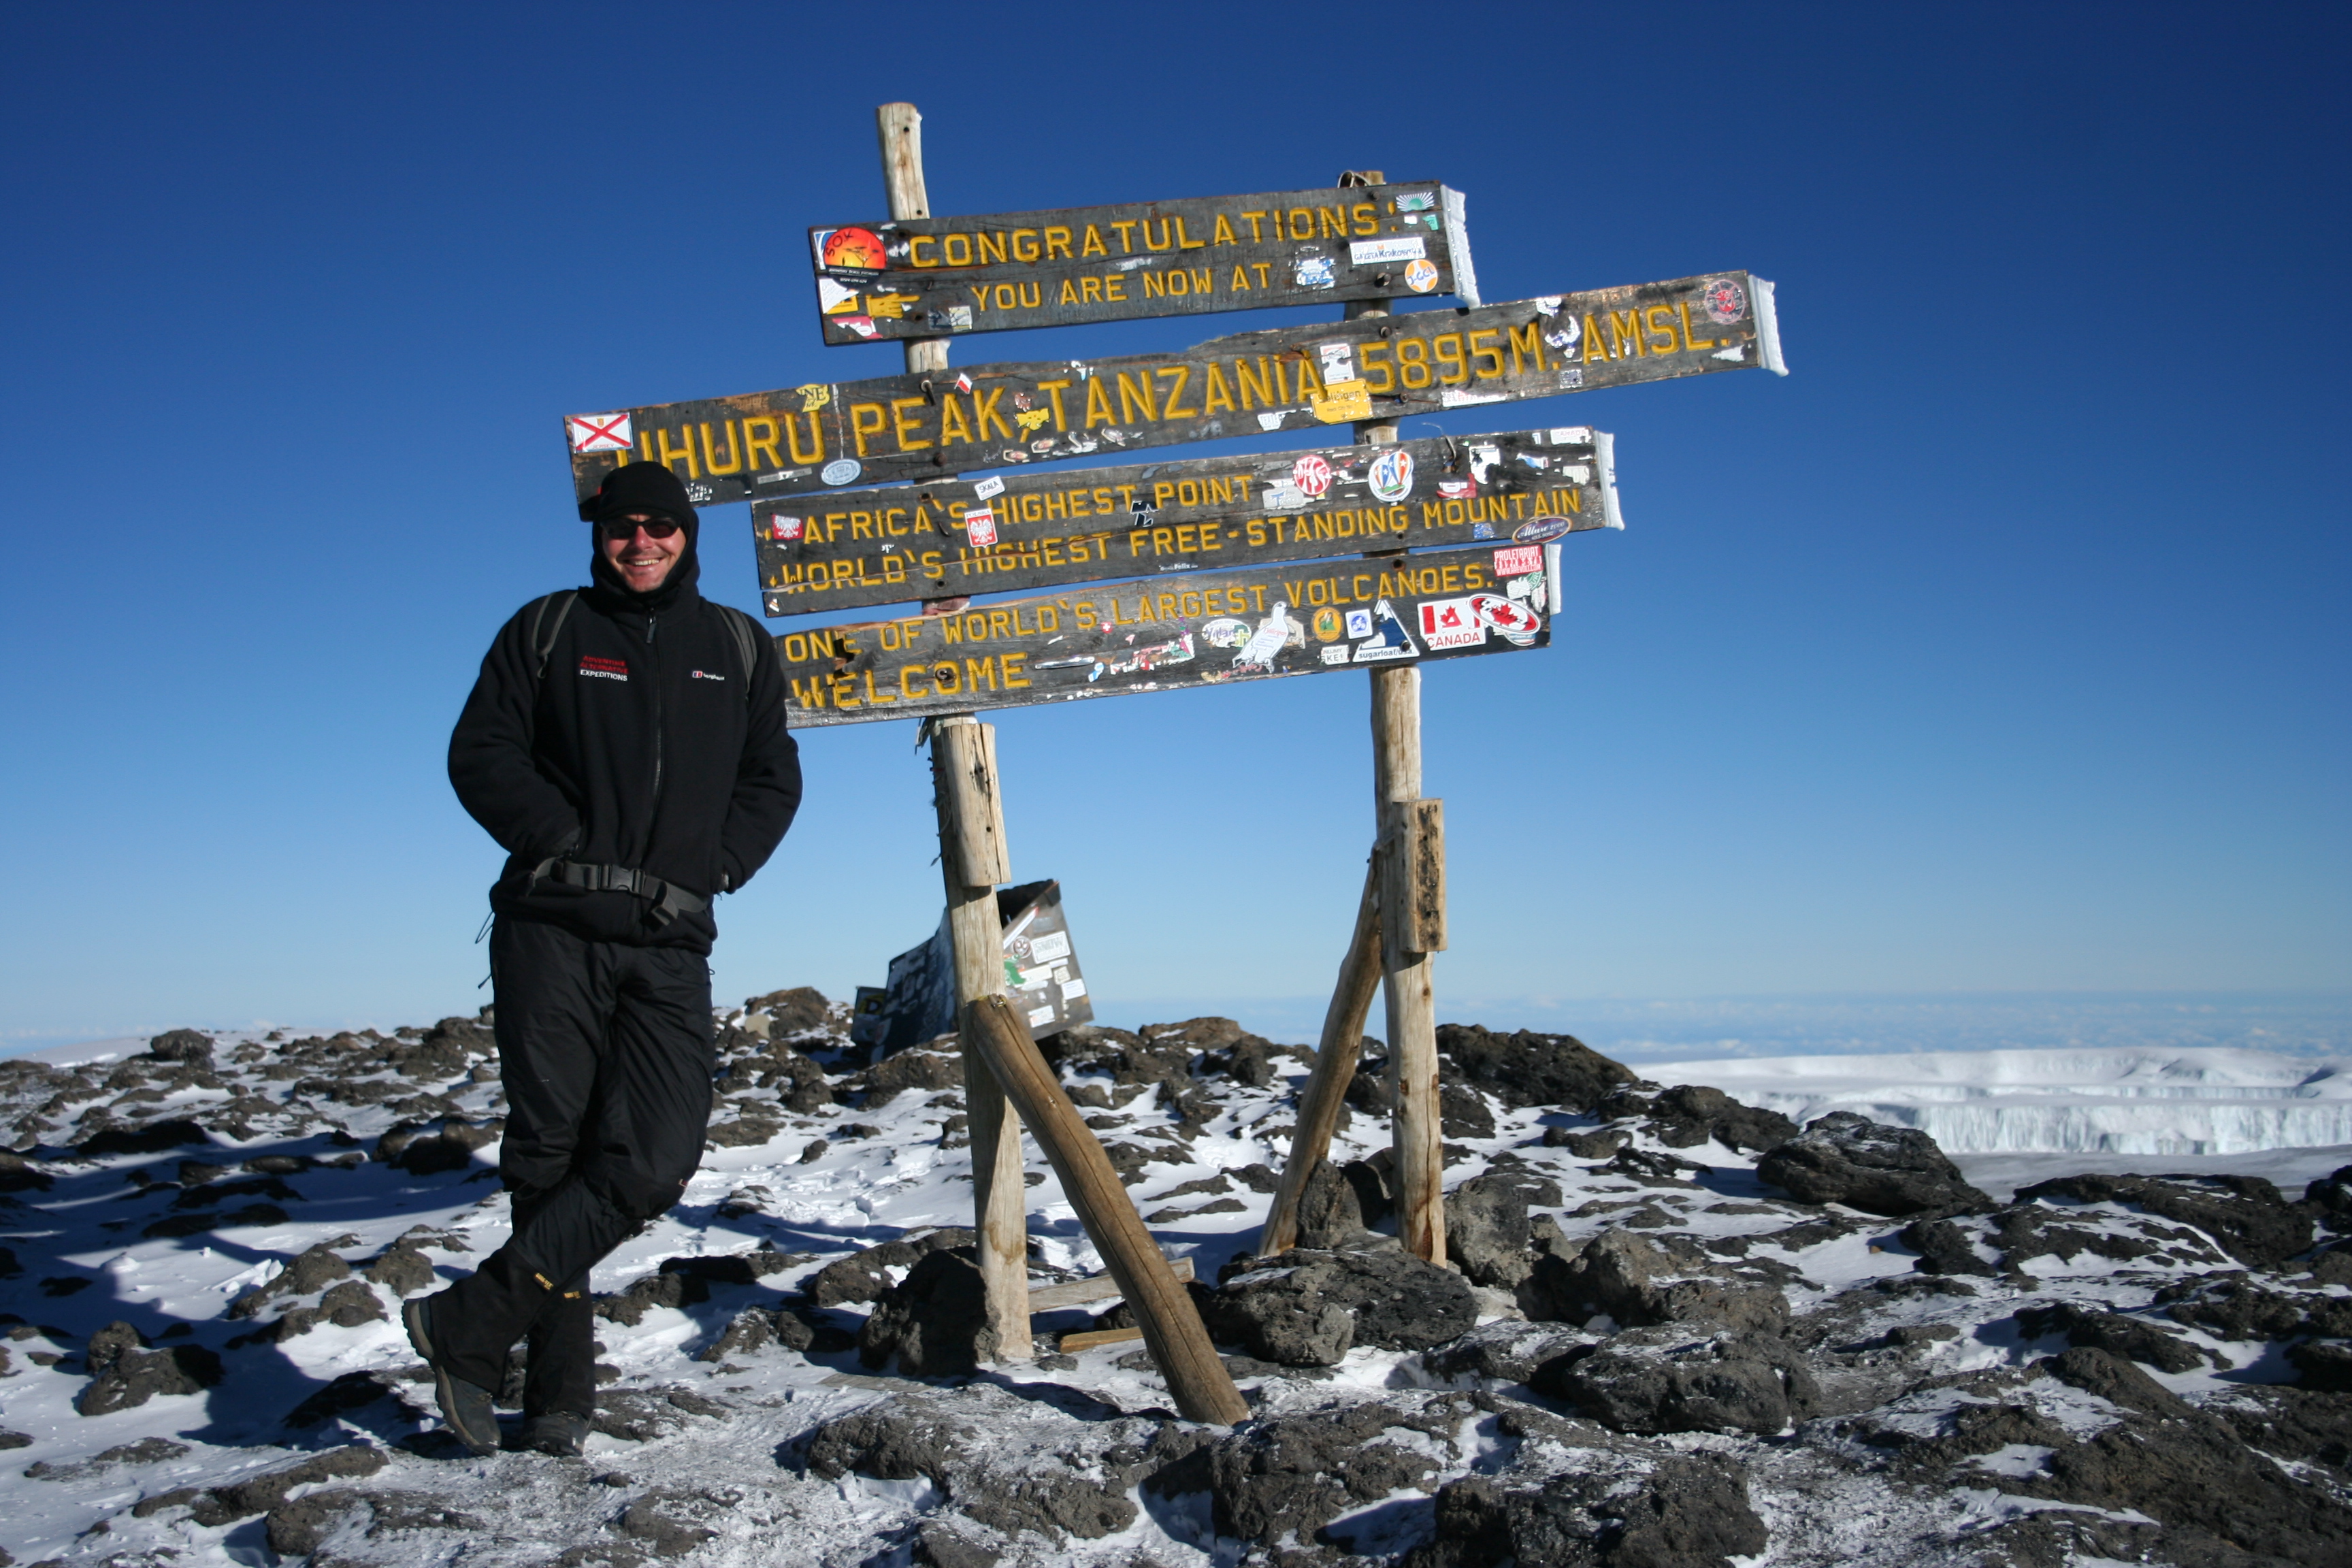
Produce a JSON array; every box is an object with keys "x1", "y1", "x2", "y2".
[
  {"x1": 76, "y1": 1320, "x2": 224, "y2": 1415},
  {"x1": 744, "y1": 986, "x2": 831, "y2": 1036},
  {"x1": 803, "y1": 1389, "x2": 1165, "y2": 1543},
  {"x1": 2287, "y1": 1340, "x2": 2352, "y2": 1392},
  {"x1": 1200, "y1": 1245, "x2": 1479, "y2": 1366},
  {"x1": 1290, "y1": 1158, "x2": 1364, "y2": 1248},
  {"x1": 1534, "y1": 1327, "x2": 1819, "y2": 1435},
  {"x1": 804, "y1": 1227, "x2": 977, "y2": 1307},
  {"x1": 146, "y1": 1029, "x2": 214, "y2": 1064},
  {"x1": 1528, "y1": 1230, "x2": 1790, "y2": 1336},
  {"x1": 229, "y1": 1243, "x2": 353, "y2": 1318},
  {"x1": 78, "y1": 1117, "x2": 210, "y2": 1157},
  {"x1": 1757, "y1": 1111, "x2": 1993, "y2": 1218},
  {"x1": 2015, "y1": 1171, "x2": 2315, "y2": 1269},
  {"x1": 854, "y1": 1049, "x2": 964, "y2": 1109},
  {"x1": 1435, "y1": 1024, "x2": 1637, "y2": 1112},
  {"x1": 1144, "y1": 1396, "x2": 1469, "y2": 1549},
  {"x1": 860, "y1": 1248, "x2": 1000, "y2": 1377},
  {"x1": 2158, "y1": 1273, "x2": 2352, "y2": 1343},
  {"x1": 1417, "y1": 1319, "x2": 1590, "y2": 1386},
  {"x1": 1640, "y1": 1084, "x2": 1799, "y2": 1153},
  {"x1": 1407, "y1": 1453, "x2": 1767, "y2": 1568},
  {"x1": 1444, "y1": 1169, "x2": 1563, "y2": 1290},
  {"x1": 2014, "y1": 1303, "x2": 2212, "y2": 1373}
]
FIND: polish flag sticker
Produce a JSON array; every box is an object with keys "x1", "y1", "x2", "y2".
[{"x1": 964, "y1": 506, "x2": 998, "y2": 548}]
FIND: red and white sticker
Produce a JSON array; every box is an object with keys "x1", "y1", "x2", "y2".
[
  {"x1": 1470, "y1": 593, "x2": 1541, "y2": 644},
  {"x1": 1292, "y1": 453, "x2": 1333, "y2": 500},
  {"x1": 964, "y1": 506, "x2": 998, "y2": 548},
  {"x1": 1492, "y1": 545, "x2": 1542, "y2": 576},
  {"x1": 1417, "y1": 597, "x2": 1485, "y2": 651},
  {"x1": 1437, "y1": 478, "x2": 1476, "y2": 500},
  {"x1": 767, "y1": 516, "x2": 804, "y2": 542},
  {"x1": 566, "y1": 412, "x2": 634, "y2": 454}
]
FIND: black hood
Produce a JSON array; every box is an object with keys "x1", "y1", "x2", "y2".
[{"x1": 579, "y1": 461, "x2": 701, "y2": 612}]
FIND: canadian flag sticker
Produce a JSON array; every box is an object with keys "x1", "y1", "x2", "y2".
[
  {"x1": 1417, "y1": 597, "x2": 1486, "y2": 651},
  {"x1": 566, "y1": 412, "x2": 634, "y2": 454}
]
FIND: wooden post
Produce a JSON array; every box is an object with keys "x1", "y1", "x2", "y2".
[
  {"x1": 1372, "y1": 671, "x2": 1445, "y2": 1265},
  {"x1": 887, "y1": 103, "x2": 1028, "y2": 1360},
  {"x1": 1339, "y1": 167, "x2": 1446, "y2": 1267},
  {"x1": 930, "y1": 717, "x2": 1031, "y2": 1361},
  {"x1": 877, "y1": 103, "x2": 948, "y2": 378},
  {"x1": 962, "y1": 995, "x2": 1250, "y2": 1426},
  {"x1": 1259, "y1": 858, "x2": 1382, "y2": 1254}
]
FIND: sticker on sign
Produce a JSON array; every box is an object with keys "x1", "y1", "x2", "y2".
[
  {"x1": 1418, "y1": 597, "x2": 1486, "y2": 651},
  {"x1": 1492, "y1": 545, "x2": 1543, "y2": 576},
  {"x1": 964, "y1": 506, "x2": 998, "y2": 549},
  {"x1": 1291, "y1": 453, "x2": 1333, "y2": 500},
  {"x1": 1350, "y1": 237, "x2": 1428, "y2": 265},
  {"x1": 566, "y1": 413, "x2": 634, "y2": 454}
]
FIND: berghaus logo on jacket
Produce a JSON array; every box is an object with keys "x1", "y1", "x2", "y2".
[{"x1": 578, "y1": 656, "x2": 629, "y2": 682}]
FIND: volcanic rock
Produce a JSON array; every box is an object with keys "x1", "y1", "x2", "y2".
[
  {"x1": 860, "y1": 1248, "x2": 1000, "y2": 1376},
  {"x1": 1757, "y1": 1111, "x2": 1993, "y2": 1217},
  {"x1": 1435, "y1": 1024, "x2": 1637, "y2": 1112},
  {"x1": 1535, "y1": 1326, "x2": 1820, "y2": 1435},
  {"x1": 2015, "y1": 1171, "x2": 2315, "y2": 1269},
  {"x1": 1407, "y1": 1452, "x2": 1767, "y2": 1568},
  {"x1": 1528, "y1": 1229, "x2": 1791, "y2": 1336},
  {"x1": 1198, "y1": 1245, "x2": 1479, "y2": 1366}
]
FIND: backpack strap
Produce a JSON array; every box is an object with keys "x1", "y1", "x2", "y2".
[
  {"x1": 528, "y1": 590, "x2": 580, "y2": 683},
  {"x1": 719, "y1": 605, "x2": 763, "y2": 705}
]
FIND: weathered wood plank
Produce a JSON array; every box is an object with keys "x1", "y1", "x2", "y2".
[
  {"x1": 1026, "y1": 1256, "x2": 1194, "y2": 1313},
  {"x1": 561, "y1": 272, "x2": 1782, "y2": 506},
  {"x1": 772, "y1": 543, "x2": 1552, "y2": 728},
  {"x1": 751, "y1": 427, "x2": 1613, "y2": 618},
  {"x1": 1058, "y1": 1326, "x2": 1146, "y2": 1354},
  {"x1": 808, "y1": 183, "x2": 1473, "y2": 344}
]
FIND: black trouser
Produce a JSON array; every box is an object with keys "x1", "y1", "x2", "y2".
[{"x1": 433, "y1": 917, "x2": 714, "y2": 1410}]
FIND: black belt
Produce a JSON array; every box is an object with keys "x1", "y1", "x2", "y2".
[{"x1": 529, "y1": 858, "x2": 710, "y2": 928}]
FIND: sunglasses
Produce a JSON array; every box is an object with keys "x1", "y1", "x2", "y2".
[{"x1": 601, "y1": 516, "x2": 681, "y2": 540}]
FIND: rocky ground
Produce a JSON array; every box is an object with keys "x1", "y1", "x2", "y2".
[{"x1": 0, "y1": 998, "x2": 2345, "y2": 1568}]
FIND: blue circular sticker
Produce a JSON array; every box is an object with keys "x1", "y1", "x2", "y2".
[{"x1": 821, "y1": 458, "x2": 862, "y2": 486}]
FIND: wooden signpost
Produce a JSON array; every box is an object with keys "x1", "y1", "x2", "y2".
[
  {"x1": 558, "y1": 103, "x2": 1786, "y2": 1420},
  {"x1": 560, "y1": 271, "x2": 1781, "y2": 508},
  {"x1": 808, "y1": 181, "x2": 1475, "y2": 344},
  {"x1": 751, "y1": 426, "x2": 1617, "y2": 617},
  {"x1": 771, "y1": 541, "x2": 1554, "y2": 727}
]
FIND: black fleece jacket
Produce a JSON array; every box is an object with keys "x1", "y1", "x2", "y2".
[{"x1": 447, "y1": 546, "x2": 801, "y2": 952}]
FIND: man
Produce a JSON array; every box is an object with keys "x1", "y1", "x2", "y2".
[{"x1": 417, "y1": 461, "x2": 801, "y2": 1456}]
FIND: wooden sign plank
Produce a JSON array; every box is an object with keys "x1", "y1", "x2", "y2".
[
  {"x1": 562, "y1": 272, "x2": 1783, "y2": 508},
  {"x1": 806, "y1": 182, "x2": 1475, "y2": 344},
  {"x1": 772, "y1": 542, "x2": 1552, "y2": 729},
  {"x1": 751, "y1": 426, "x2": 1618, "y2": 618}
]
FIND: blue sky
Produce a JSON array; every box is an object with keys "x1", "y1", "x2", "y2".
[{"x1": 2, "y1": 3, "x2": 2345, "y2": 1048}]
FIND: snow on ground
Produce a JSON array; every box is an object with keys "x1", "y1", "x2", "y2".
[
  {"x1": 0, "y1": 1007, "x2": 2342, "y2": 1567},
  {"x1": 1644, "y1": 1046, "x2": 2352, "y2": 1154}
]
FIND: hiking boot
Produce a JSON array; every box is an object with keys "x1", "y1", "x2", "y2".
[
  {"x1": 518, "y1": 1410, "x2": 592, "y2": 1458},
  {"x1": 402, "y1": 1296, "x2": 501, "y2": 1456}
]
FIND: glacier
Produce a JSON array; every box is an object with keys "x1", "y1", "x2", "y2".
[{"x1": 1644, "y1": 1045, "x2": 2352, "y2": 1155}]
